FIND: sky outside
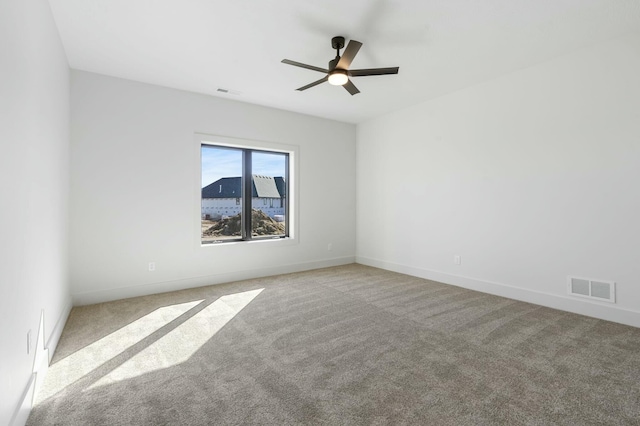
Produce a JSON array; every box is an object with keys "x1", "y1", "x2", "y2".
[{"x1": 201, "y1": 146, "x2": 286, "y2": 187}]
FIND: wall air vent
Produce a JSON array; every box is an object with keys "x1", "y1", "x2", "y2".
[{"x1": 568, "y1": 276, "x2": 615, "y2": 303}]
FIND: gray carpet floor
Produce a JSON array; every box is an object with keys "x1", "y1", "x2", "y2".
[{"x1": 28, "y1": 264, "x2": 640, "y2": 425}]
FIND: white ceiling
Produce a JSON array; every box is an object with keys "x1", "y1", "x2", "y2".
[{"x1": 48, "y1": 0, "x2": 640, "y2": 124}]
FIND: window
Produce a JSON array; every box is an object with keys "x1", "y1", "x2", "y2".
[{"x1": 201, "y1": 143, "x2": 289, "y2": 244}]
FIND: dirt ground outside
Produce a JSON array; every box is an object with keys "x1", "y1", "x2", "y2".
[
  {"x1": 201, "y1": 210, "x2": 285, "y2": 244},
  {"x1": 201, "y1": 220, "x2": 237, "y2": 243}
]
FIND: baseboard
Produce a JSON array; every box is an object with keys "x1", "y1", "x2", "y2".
[
  {"x1": 31, "y1": 348, "x2": 49, "y2": 407},
  {"x1": 356, "y1": 256, "x2": 640, "y2": 329},
  {"x1": 11, "y1": 352, "x2": 51, "y2": 426},
  {"x1": 10, "y1": 298, "x2": 73, "y2": 426},
  {"x1": 46, "y1": 298, "x2": 72, "y2": 363},
  {"x1": 10, "y1": 374, "x2": 36, "y2": 426},
  {"x1": 73, "y1": 256, "x2": 356, "y2": 306}
]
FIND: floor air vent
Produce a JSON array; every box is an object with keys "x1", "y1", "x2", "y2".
[{"x1": 568, "y1": 276, "x2": 615, "y2": 303}]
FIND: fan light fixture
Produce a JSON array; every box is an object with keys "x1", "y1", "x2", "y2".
[{"x1": 328, "y1": 70, "x2": 348, "y2": 86}]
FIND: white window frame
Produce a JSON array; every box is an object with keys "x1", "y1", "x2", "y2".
[{"x1": 195, "y1": 133, "x2": 299, "y2": 248}]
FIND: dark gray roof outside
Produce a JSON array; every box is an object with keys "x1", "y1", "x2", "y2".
[
  {"x1": 274, "y1": 177, "x2": 285, "y2": 198},
  {"x1": 202, "y1": 175, "x2": 286, "y2": 199}
]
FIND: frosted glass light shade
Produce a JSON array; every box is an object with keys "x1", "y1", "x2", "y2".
[{"x1": 328, "y1": 70, "x2": 348, "y2": 86}]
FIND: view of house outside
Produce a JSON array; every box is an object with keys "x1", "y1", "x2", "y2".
[{"x1": 201, "y1": 145, "x2": 287, "y2": 243}]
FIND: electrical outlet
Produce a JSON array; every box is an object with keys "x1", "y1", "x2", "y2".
[
  {"x1": 328, "y1": 243, "x2": 333, "y2": 251},
  {"x1": 27, "y1": 330, "x2": 32, "y2": 355},
  {"x1": 454, "y1": 255, "x2": 461, "y2": 265},
  {"x1": 148, "y1": 262, "x2": 156, "y2": 272}
]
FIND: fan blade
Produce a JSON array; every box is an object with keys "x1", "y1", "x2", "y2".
[
  {"x1": 296, "y1": 76, "x2": 329, "y2": 91},
  {"x1": 349, "y1": 67, "x2": 399, "y2": 77},
  {"x1": 336, "y1": 40, "x2": 363, "y2": 69},
  {"x1": 343, "y1": 80, "x2": 360, "y2": 95},
  {"x1": 282, "y1": 59, "x2": 328, "y2": 74}
]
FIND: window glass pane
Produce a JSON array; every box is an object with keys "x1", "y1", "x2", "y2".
[
  {"x1": 251, "y1": 151, "x2": 287, "y2": 238},
  {"x1": 201, "y1": 146, "x2": 243, "y2": 243}
]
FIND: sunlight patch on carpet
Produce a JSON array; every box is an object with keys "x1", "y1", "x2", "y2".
[
  {"x1": 87, "y1": 288, "x2": 264, "y2": 389},
  {"x1": 35, "y1": 300, "x2": 204, "y2": 404}
]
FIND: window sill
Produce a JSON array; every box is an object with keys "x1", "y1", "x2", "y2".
[{"x1": 200, "y1": 236, "x2": 298, "y2": 248}]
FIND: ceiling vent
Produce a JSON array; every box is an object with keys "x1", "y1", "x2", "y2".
[
  {"x1": 568, "y1": 276, "x2": 615, "y2": 303},
  {"x1": 216, "y1": 88, "x2": 241, "y2": 95}
]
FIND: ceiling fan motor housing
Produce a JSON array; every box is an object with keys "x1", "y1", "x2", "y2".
[{"x1": 331, "y1": 36, "x2": 345, "y2": 50}]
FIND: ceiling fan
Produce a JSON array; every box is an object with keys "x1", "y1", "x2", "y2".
[{"x1": 281, "y1": 36, "x2": 399, "y2": 95}]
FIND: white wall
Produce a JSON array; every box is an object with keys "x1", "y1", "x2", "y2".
[
  {"x1": 0, "y1": 0, "x2": 71, "y2": 424},
  {"x1": 357, "y1": 33, "x2": 640, "y2": 327},
  {"x1": 70, "y1": 71, "x2": 356, "y2": 304}
]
